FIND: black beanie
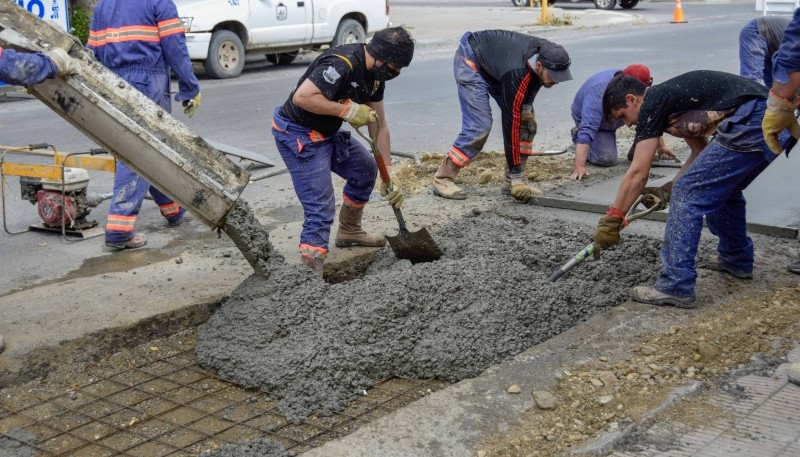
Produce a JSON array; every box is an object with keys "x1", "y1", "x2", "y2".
[{"x1": 366, "y1": 27, "x2": 414, "y2": 68}]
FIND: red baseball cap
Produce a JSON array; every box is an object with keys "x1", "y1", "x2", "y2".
[{"x1": 623, "y1": 64, "x2": 652, "y2": 86}]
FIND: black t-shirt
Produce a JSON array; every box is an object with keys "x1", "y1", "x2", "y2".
[
  {"x1": 635, "y1": 70, "x2": 768, "y2": 142},
  {"x1": 279, "y1": 44, "x2": 385, "y2": 136}
]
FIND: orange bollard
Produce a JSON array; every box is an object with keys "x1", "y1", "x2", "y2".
[{"x1": 671, "y1": 0, "x2": 687, "y2": 23}]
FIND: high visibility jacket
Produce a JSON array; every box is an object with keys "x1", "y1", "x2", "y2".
[
  {"x1": 0, "y1": 47, "x2": 56, "y2": 86},
  {"x1": 88, "y1": 0, "x2": 199, "y2": 102}
]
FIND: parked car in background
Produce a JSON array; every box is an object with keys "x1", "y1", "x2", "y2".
[
  {"x1": 176, "y1": 0, "x2": 391, "y2": 79},
  {"x1": 511, "y1": 0, "x2": 638, "y2": 10}
]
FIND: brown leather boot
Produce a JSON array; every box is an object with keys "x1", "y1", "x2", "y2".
[
  {"x1": 301, "y1": 253, "x2": 325, "y2": 276},
  {"x1": 335, "y1": 203, "x2": 386, "y2": 248},
  {"x1": 432, "y1": 156, "x2": 467, "y2": 200}
]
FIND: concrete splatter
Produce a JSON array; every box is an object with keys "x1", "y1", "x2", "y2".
[
  {"x1": 197, "y1": 205, "x2": 661, "y2": 422},
  {"x1": 0, "y1": 428, "x2": 37, "y2": 457},
  {"x1": 198, "y1": 438, "x2": 288, "y2": 457}
]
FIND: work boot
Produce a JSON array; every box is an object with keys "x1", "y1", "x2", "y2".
[
  {"x1": 335, "y1": 203, "x2": 386, "y2": 248},
  {"x1": 697, "y1": 256, "x2": 753, "y2": 279},
  {"x1": 501, "y1": 156, "x2": 543, "y2": 200},
  {"x1": 630, "y1": 286, "x2": 696, "y2": 309},
  {"x1": 105, "y1": 232, "x2": 147, "y2": 251},
  {"x1": 167, "y1": 207, "x2": 186, "y2": 226},
  {"x1": 432, "y1": 156, "x2": 466, "y2": 200},
  {"x1": 788, "y1": 259, "x2": 800, "y2": 275}
]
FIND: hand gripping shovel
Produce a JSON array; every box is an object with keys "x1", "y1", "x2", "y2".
[
  {"x1": 354, "y1": 121, "x2": 443, "y2": 264},
  {"x1": 549, "y1": 195, "x2": 659, "y2": 282}
]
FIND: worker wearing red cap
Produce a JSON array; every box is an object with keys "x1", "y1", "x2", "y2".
[{"x1": 569, "y1": 64, "x2": 675, "y2": 180}]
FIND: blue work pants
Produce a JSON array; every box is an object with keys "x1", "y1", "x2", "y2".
[
  {"x1": 272, "y1": 108, "x2": 377, "y2": 252},
  {"x1": 105, "y1": 67, "x2": 183, "y2": 243},
  {"x1": 654, "y1": 98, "x2": 781, "y2": 298},
  {"x1": 450, "y1": 33, "x2": 501, "y2": 169},
  {"x1": 739, "y1": 20, "x2": 772, "y2": 87},
  {"x1": 571, "y1": 118, "x2": 620, "y2": 167}
]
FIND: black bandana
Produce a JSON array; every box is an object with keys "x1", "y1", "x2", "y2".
[{"x1": 366, "y1": 32, "x2": 414, "y2": 68}]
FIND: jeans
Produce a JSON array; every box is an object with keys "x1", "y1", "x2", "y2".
[
  {"x1": 739, "y1": 20, "x2": 772, "y2": 87},
  {"x1": 272, "y1": 108, "x2": 377, "y2": 252},
  {"x1": 654, "y1": 98, "x2": 781, "y2": 297}
]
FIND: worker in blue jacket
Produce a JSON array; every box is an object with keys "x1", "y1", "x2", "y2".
[
  {"x1": 0, "y1": 45, "x2": 76, "y2": 355},
  {"x1": 89, "y1": 0, "x2": 201, "y2": 251},
  {"x1": 569, "y1": 64, "x2": 675, "y2": 180},
  {"x1": 0, "y1": 46, "x2": 76, "y2": 85},
  {"x1": 763, "y1": 8, "x2": 800, "y2": 274}
]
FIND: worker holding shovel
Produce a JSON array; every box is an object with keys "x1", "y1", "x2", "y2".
[
  {"x1": 0, "y1": 45, "x2": 76, "y2": 354},
  {"x1": 271, "y1": 27, "x2": 413, "y2": 274},
  {"x1": 433, "y1": 30, "x2": 572, "y2": 202},
  {"x1": 593, "y1": 71, "x2": 789, "y2": 309}
]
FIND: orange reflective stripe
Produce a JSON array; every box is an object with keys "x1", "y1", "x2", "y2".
[
  {"x1": 300, "y1": 243, "x2": 328, "y2": 258},
  {"x1": 159, "y1": 203, "x2": 180, "y2": 216},
  {"x1": 158, "y1": 18, "x2": 185, "y2": 38},
  {"x1": 342, "y1": 194, "x2": 365, "y2": 209},
  {"x1": 108, "y1": 215, "x2": 136, "y2": 222},
  {"x1": 88, "y1": 25, "x2": 160, "y2": 46},
  {"x1": 448, "y1": 147, "x2": 470, "y2": 167},
  {"x1": 337, "y1": 100, "x2": 352, "y2": 118},
  {"x1": 271, "y1": 120, "x2": 286, "y2": 132},
  {"x1": 464, "y1": 57, "x2": 478, "y2": 72},
  {"x1": 296, "y1": 138, "x2": 304, "y2": 153},
  {"x1": 309, "y1": 130, "x2": 325, "y2": 142}
]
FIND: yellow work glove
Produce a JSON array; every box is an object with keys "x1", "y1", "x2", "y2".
[
  {"x1": 183, "y1": 92, "x2": 202, "y2": 118},
  {"x1": 642, "y1": 181, "x2": 673, "y2": 210},
  {"x1": 592, "y1": 210, "x2": 627, "y2": 260},
  {"x1": 44, "y1": 48, "x2": 78, "y2": 77},
  {"x1": 520, "y1": 111, "x2": 537, "y2": 141},
  {"x1": 763, "y1": 90, "x2": 800, "y2": 154},
  {"x1": 340, "y1": 100, "x2": 376, "y2": 128},
  {"x1": 509, "y1": 174, "x2": 532, "y2": 203},
  {"x1": 380, "y1": 177, "x2": 404, "y2": 208}
]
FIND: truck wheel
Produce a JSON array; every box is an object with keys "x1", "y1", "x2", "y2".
[
  {"x1": 593, "y1": 0, "x2": 617, "y2": 9},
  {"x1": 619, "y1": 0, "x2": 638, "y2": 8},
  {"x1": 332, "y1": 19, "x2": 365, "y2": 47},
  {"x1": 266, "y1": 51, "x2": 298, "y2": 65},
  {"x1": 510, "y1": 0, "x2": 528, "y2": 5},
  {"x1": 204, "y1": 30, "x2": 245, "y2": 79}
]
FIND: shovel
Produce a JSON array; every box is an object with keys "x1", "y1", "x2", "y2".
[
  {"x1": 354, "y1": 121, "x2": 443, "y2": 264},
  {"x1": 548, "y1": 195, "x2": 660, "y2": 282}
]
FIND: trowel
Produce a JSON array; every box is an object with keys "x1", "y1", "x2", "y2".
[{"x1": 355, "y1": 122, "x2": 443, "y2": 264}]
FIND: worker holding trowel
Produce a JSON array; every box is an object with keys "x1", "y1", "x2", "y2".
[
  {"x1": 763, "y1": 8, "x2": 800, "y2": 274},
  {"x1": 0, "y1": 46, "x2": 77, "y2": 354},
  {"x1": 433, "y1": 30, "x2": 572, "y2": 202},
  {"x1": 593, "y1": 71, "x2": 788, "y2": 309},
  {"x1": 271, "y1": 27, "x2": 413, "y2": 274},
  {"x1": 569, "y1": 64, "x2": 677, "y2": 180},
  {"x1": 88, "y1": 0, "x2": 201, "y2": 251}
]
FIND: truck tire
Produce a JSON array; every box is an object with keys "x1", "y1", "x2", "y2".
[
  {"x1": 510, "y1": 0, "x2": 528, "y2": 5},
  {"x1": 204, "y1": 30, "x2": 245, "y2": 79},
  {"x1": 593, "y1": 0, "x2": 616, "y2": 9},
  {"x1": 332, "y1": 19, "x2": 366, "y2": 47},
  {"x1": 266, "y1": 51, "x2": 298, "y2": 66},
  {"x1": 619, "y1": 0, "x2": 638, "y2": 8}
]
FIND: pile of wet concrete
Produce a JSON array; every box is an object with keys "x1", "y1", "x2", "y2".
[{"x1": 196, "y1": 204, "x2": 662, "y2": 422}]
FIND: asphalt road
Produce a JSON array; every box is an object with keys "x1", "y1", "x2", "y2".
[{"x1": 1, "y1": 1, "x2": 798, "y2": 295}]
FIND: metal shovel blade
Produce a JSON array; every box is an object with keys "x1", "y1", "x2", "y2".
[{"x1": 386, "y1": 226, "x2": 442, "y2": 264}]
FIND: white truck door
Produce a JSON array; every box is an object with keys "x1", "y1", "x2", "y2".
[{"x1": 247, "y1": 0, "x2": 311, "y2": 47}]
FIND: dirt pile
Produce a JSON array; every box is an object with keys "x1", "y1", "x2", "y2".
[{"x1": 196, "y1": 204, "x2": 663, "y2": 422}]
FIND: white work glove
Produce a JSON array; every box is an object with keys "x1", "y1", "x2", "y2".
[
  {"x1": 339, "y1": 100, "x2": 376, "y2": 128},
  {"x1": 45, "y1": 48, "x2": 78, "y2": 77}
]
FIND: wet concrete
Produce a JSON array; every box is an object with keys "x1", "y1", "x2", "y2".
[
  {"x1": 196, "y1": 203, "x2": 662, "y2": 422},
  {"x1": 222, "y1": 199, "x2": 284, "y2": 276},
  {"x1": 0, "y1": 428, "x2": 36, "y2": 457}
]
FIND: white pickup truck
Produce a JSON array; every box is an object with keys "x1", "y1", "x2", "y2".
[{"x1": 175, "y1": 0, "x2": 391, "y2": 79}]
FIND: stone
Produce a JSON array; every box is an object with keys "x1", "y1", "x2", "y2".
[
  {"x1": 641, "y1": 345, "x2": 658, "y2": 355},
  {"x1": 599, "y1": 356, "x2": 608, "y2": 362},
  {"x1": 787, "y1": 363, "x2": 800, "y2": 385},
  {"x1": 637, "y1": 366, "x2": 653, "y2": 376},
  {"x1": 507, "y1": 384, "x2": 522, "y2": 394},
  {"x1": 596, "y1": 395, "x2": 613, "y2": 406},
  {"x1": 598, "y1": 371, "x2": 618, "y2": 386},
  {"x1": 527, "y1": 171, "x2": 538, "y2": 181},
  {"x1": 477, "y1": 452, "x2": 487, "y2": 457},
  {"x1": 175, "y1": 256, "x2": 184, "y2": 264},
  {"x1": 533, "y1": 391, "x2": 557, "y2": 409},
  {"x1": 477, "y1": 170, "x2": 493, "y2": 184},
  {"x1": 590, "y1": 378, "x2": 603, "y2": 387},
  {"x1": 697, "y1": 342, "x2": 721, "y2": 361}
]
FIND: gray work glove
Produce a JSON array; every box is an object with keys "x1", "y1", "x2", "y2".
[{"x1": 45, "y1": 48, "x2": 78, "y2": 77}]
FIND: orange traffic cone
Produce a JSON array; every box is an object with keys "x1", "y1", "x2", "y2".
[{"x1": 671, "y1": 0, "x2": 687, "y2": 23}]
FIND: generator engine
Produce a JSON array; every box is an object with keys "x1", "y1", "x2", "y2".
[{"x1": 20, "y1": 167, "x2": 92, "y2": 228}]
